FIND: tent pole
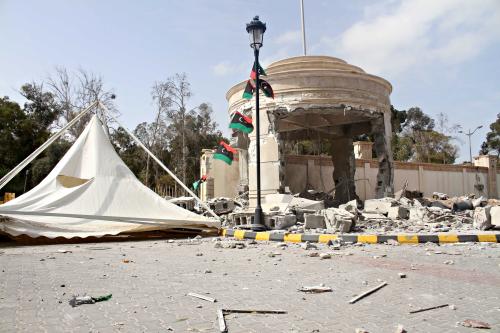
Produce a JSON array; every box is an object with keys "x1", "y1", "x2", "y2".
[
  {"x1": 98, "y1": 102, "x2": 220, "y2": 220},
  {"x1": 0, "y1": 101, "x2": 98, "y2": 191}
]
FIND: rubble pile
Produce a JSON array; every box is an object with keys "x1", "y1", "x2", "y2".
[{"x1": 221, "y1": 191, "x2": 500, "y2": 234}]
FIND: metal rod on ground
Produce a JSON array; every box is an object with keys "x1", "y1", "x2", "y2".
[
  {"x1": 0, "y1": 101, "x2": 98, "y2": 191},
  {"x1": 187, "y1": 292, "x2": 216, "y2": 303},
  {"x1": 217, "y1": 309, "x2": 227, "y2": 333},
  {"x1": 409, "y1": 304, "x2": 449, "y2": 314},
  {"x1": 349, "y1": 281, "x2": 388, "y2": 304},
  {"x1": 99, "y1": 102, "x2": 219, "y2": 220},
  {"x1": 223, "y1": 309, "x2": 287, "y2": 314}
]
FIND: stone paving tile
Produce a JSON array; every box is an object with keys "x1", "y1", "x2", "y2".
[{"x1": 1, "y1": 239, "x2": 499, "y2": 332}]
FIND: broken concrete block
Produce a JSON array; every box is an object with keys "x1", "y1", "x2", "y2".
[
  {"x1": 322, "y1": 208, "x2": 356, "y2": 232},
  {"x1": 490, "y1": 206, "x2": 500, "y2": 227},
  {"x1": 387, "y1": 206, "x2": 409, "y2": 219},
  {"x1": 408, "y1": 207, "x2": 429, "y2": 222},
  {"x1": 338, "y1": 199, "x2": 358, "y2": 214},
  {"x1": 363, "y1": 198, "x2": 397, "y2": 214},
  {"x1": 304, "y1": 213, "x2": 326, "y2": 229},
  {"x1": 274, "y1": 215, "x2": 297, "y2": 230},
  {"x1": 473, "y1": 206, "x2": 492, "y2": 230}
]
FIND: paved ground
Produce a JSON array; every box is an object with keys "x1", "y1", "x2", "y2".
[{"x1": 1, "y1": 237, "x2": 499, "y2": 333}]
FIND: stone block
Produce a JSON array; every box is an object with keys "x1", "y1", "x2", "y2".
[
  {"x1": 473, "y1": 206, "x2": 492, "y2": 230},
  {"x1": 338, "y1": 199, "x2": 358, "y2": 214},
  {"x1": 387, "y1": 206, "x2": 409, "y2": 219},
  {"x1": 490, "y1": 206, "x2": 500, "y2": 227},
  {"x1": 408, "y1": 207, "x2": 429, "y2": 222},
  {"x1": 322, "y1": 208, "x2": 356, "y2": 232},
  {"x1": 304, "y1": 213, "x2": 326, "y2": 229},
  {"x1": 273, "y1": 215, "x2": 297, "y2": 230},
  {"x1": 363, "y1": 198, "x2": 396, "y2": 214}
]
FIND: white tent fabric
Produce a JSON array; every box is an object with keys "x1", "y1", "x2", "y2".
[{"x1": 0, "y1": 116, "x2": 220, "y2": 238}]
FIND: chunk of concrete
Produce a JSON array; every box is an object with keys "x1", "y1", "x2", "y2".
[
  {"x1": 274, "y1": 215, "x2": 297, "y2": 230},
  {"x1": 408, "y1": 207, "x2": 429, "y2": 222},
  {"x1": 304, "y1": 213, "x2": 326, "y2": 229},
  {"x1": 322, "y1": 208, "x2": 356, "y2": 232},
  {"x1": 490, "y1": 206, "x2": 500, "y2": 227},
  {"x1": 338, "y1": 199, "x2": 358, "y2": 214},
  {"x1": 473, "y1": 206, "x2": 492, "y2": 230},
  {"x1": 387, "y1": 206, "x2": 409, "y2": 219},
  {"x1": 363, "y1": 198, "x2": 397, "y2": 214}
]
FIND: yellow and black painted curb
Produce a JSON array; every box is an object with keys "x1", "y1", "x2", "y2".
[{"x1": 220, "y1": 229, "x2": 500, "y2": 244}]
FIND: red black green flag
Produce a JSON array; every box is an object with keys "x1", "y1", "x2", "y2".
[
  {"x1": 250, "y1": 61, "x2": 267, "y2": 80},
  {"x1": 242, "y1": 80, "x2": 255, "y2": 100},
  {"x1": 214, "y1": 141, "x2": 236, "y2": 165},
  {"x1": 229, "y1": 111, "x2": 253, "y2": 134},
  {"x1": 260, "y1": 79, "x2": 274, "y2": 98},
  {"x1": 192, "y1": 175, "x2": 207, "y2": 190}
]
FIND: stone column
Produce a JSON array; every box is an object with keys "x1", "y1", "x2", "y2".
[
  {"x1": 330, "y1": 136, "x2": 358, "y2": 204},
  {"x1": 474, "y1": 155, "x2": 498, "y2": 199},
  {"x1": 372, "y1": 114, "x2": 394, "y2": 198}
]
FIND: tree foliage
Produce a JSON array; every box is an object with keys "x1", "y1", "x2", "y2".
[
  {"x1": 391, "y1": 107, "x2": 459, "y2": 164},
  {"x1": 481, "y1": 113, "x2": 500, "y2": 157}
]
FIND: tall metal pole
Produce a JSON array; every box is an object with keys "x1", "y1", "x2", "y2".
[
  {"x1": 253, "y1": 48, "x2": 265, "y2": 230},
  {"x1": 300, "y1": 0, "x2": 307, "y2": 56},
  {"x1": 468, "y1": 132, "x2": 473, "y2": 164}
]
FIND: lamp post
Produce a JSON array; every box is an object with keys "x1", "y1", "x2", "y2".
[
  {"x1": 246, "y1": 16, "x2": 266, "y2": 231},
  {"x1": 458, "y1": 125, "x2": 483, "y2": 164}
]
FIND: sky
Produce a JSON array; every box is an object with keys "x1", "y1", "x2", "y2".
[{"x1": 1, "y1": 0, "x2": 499, "y2": 163}]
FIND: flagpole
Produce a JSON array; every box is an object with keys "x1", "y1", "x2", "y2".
[{"x1": 300, "y1": 0, "x2": 307, "y2": 56}]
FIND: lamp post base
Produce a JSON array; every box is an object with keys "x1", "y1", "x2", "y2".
[{"x1": 251, "y1": 206, "x2": 267, "y2": 231}]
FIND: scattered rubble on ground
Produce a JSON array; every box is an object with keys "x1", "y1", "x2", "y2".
[
  {"x1": 460, "y1": 319, "x2": 491, "y2": 329},
  {"x1": 208, "y1": 190, "x2": 500, "y2": 235}
]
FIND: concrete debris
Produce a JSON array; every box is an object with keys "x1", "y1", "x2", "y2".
[
  {"x1": 363, "y1": 198, "x2": 397, "y2": 215},
  {"x1": 395, "y1": 324, "x2": 407, "y2": 333},
  {"x1": 301, "y1": 241, "x2": 318, "y2": 250},
  {"x1": 460, "y1": 319, "x2": 491, "y2": 329},
  {"x1": 473, "y1": 206, "x2": 492, "y2": 230},
  {"x1": 322, "y1": 208, "x2": 356, "y2": 232},
  {"x1": 187, "y1": 292, "x2": 216, "y2": 303},
  {"x1": 207, "y1": 197, "x2": 236, "y2": 215},
  {"x1": 223, "y1": 189, "x2": 499, "y2": 234},
  {"x1": 398, "y1": 273, "x2": 406, "y2": 278},
  {"x1": 304, "y1": 213, "x2": 326, "y2": 229},
  {"x1": 319, "y1": 253, "x2": 331, "y2": 259},
  {"x1": 355, "y1": 329, "x2": 370, "y2": 333}
]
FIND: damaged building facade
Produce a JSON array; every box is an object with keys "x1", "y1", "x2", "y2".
[
  {"x1": 200, "y1": 56, "x2": 499, "y2": 206},
  {"x1": 203, "y1": 56, "x2": 395, "y2": 206}
]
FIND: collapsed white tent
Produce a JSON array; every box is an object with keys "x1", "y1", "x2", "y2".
[{"x1": 0, "y1": 115, "x2": 220, "y2": 238}]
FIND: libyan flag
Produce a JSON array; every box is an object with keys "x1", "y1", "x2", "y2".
[
  {"x1": 229, "y1": 111, "x2": 253, "y2": 134},
  {"x1": 250, "y1": 61, "x2": 267, "y2": 80},
  {"x1": 192, "y1": 175, "x2": 207, "y2": 190},
  {"x1": 214, "y1": 141, "x2": 236, "y2": 165},
  {"x1": 242, "y1": 79, "x2": 274, "y2": 100},
  {"x1": 242, "y1": 80, "x2": 256, "y2": 100}
]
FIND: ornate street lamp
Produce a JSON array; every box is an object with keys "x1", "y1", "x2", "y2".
[{"x1": 246, "y1": 16, "x2": 266, "y2": 231}]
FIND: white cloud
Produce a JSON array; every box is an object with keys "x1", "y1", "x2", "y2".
[
  {"x1": 321, "y1": 0, "x2": 500, "y2": 76},
  {"x1": 212, "y1": 61, "x2": 240, "y2": 76},
  {"x1": 275, "y1": 30, "x2": 301, "y2": 45}
]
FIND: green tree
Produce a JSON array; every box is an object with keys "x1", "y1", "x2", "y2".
[{"x1": 481, "y1": 113, "x2": 500, "y2": 157}]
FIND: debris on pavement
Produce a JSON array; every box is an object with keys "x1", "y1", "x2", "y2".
[
  {"x1": 187, "y1": 292, "x2": 216, "y2": 303},
  {"x1": 460, "y1": 319, "x2": 491, "y2": 329},
  {"x1": 349, "y1": 281, "x2": 388, "y2": 304},
  {"x1": 298, "y1": 285, "x2": 333, "y2": 293},
  {"x1": 217, "y1": 308, "x2": 227, "y2": 333},
  {"x1": 69, "y1": 294, "x2": 112, "y2": 307},
  {"x1": 398, "y1": 273, "x2": 406, "y2": 278},
  {"x1": 409, "y1": 303, "x2": 449, "y2": 314},
  {"x1": 395, "y1": 324, "x2": 407, "y2": 333},
  {"x1": 222, "y1": 309, "x2": 287, "y2": 314}
]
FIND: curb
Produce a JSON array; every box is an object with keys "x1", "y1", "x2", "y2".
[{"x1": 221, "y1": 229, "x2": 500, "y2": 244}]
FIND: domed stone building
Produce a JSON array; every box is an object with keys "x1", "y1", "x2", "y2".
[{"x1": 201, "y1": 55, "x2": 394, "y2": 206}]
